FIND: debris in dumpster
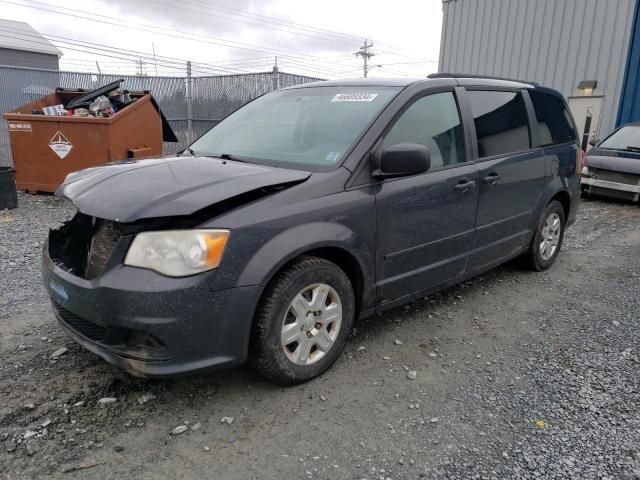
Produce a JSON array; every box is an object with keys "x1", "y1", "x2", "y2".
[
  {"x1": 55, "y1": 81, "x2": 135, "y2": 118},
  {"x1": 88, "y1": 95, "x2": 115, "y2": 117},
  {"x1": 71, "y1": 108, "x2": 90, "y2": 117},
  {"x1": 64, "y1": 79, "x2": 124, "y2": 110},
  {"x1": 108, "y1": 88, "x2": 133, "y2": 110},
  {"x1": 42, "y1": 104, "x2": 66, "y2": 116}
]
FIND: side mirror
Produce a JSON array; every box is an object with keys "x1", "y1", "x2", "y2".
[
  {"x1": 589, "y1": 137, "x2": 600, "y2": 146},
  {"x1": 373, "y1": 143, "x2": 431, "y2": 179}
]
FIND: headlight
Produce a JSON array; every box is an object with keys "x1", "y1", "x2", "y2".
[
  {"x1": 581, "y1": 166, "x2": 591, "y2": 176},
  {"x1": 124, "y1": 229, "x2": 229, "y2": 277}
]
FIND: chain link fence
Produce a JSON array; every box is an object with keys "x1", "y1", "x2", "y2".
[{"x1": 0, "y1": 65, "x2": 321, "y2": 167}]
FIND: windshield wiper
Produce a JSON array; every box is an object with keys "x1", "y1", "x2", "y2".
[
  {"x1": 182, "y1": 146, "x2": 196, "y2": 156},
  {"x1": 625, "y1": 146, "x2": 640, "y2": 152},
  {"x1": 217, "y1": 153, "x2": 246, "y2": 162}
]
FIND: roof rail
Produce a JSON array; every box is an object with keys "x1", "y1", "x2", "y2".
[{"x1": 427, "y1": 73, "x2": 539, "y2": 86}]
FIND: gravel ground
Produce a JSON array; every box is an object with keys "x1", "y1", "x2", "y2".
[
  {"x1": 0, "y1": 194, "x2": 74, "y2": 317},
  {"x1": 0, "y1": 193, "x2": 639, "y2": 480}
]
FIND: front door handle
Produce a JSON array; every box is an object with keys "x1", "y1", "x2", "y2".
[
  {"x1": 454, "y1": 179, "x2": 476, "y2": 192},
  {"x1": 482, "y1": 172, "x2": 501, "y2": 185}
]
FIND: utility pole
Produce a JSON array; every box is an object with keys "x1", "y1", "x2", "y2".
[
  {"x1": 271, "y1": 56, "x2": 279, "y2": 91},
  {"x1": 152, "y1": 42, "x2": 158, "y2": 76},
  {"x1": 354, "y1": 38, "x2": 374, "y2": 78},
  {"x1": 95, "y1": 60, "x2": 102, "y2": 75},
  {"x1": 186, "y1": 60, "x2": 193, "y2": 144}
]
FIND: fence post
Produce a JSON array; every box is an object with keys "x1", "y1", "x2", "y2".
[
  {"x1": 186, "y1": 60, "x2": 193, "y2": 144},
  {"x1": 271, "y1": 63, "x2": 279, "y2": 91}
]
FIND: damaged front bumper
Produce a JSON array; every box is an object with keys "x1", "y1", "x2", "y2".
[{"x1": 42, "y1": 242, "x2": 261, "y2": 378}]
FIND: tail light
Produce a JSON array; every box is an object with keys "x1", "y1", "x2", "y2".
[{"x1": 578, "y1": 149, "x2": 586, "y2": 176}]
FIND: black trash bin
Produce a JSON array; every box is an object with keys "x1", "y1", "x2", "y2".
[{"x1": 0, "y1": 167, "x2": 18, "y2": 210}]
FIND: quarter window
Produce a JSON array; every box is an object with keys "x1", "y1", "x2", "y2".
[
  {"x1": 383, "y1": 92, "x2": 466, "y2": 169},
  {"x1": 529, "y1": 91, "x2": 578, "y2": 146},
  {"x1": 467, "y1": 90, "x2": 531, "y2": 157}
]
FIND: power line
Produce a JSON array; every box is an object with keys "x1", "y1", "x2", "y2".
[
  {"x1": 127, "y1": 0, "x2": 359, "y2": 47},
  {"x1": 0, "y1": 24, "x2": 250, "y2": 75},
  {"x1": 0, "y1": 21, "x2": 350, "y2": 79},
  {"x1": 0, "y1": 0, "x2": 359, "y2": 72},
  {"x1": 0, "y1": 24, "x2": 336, "y2": 79},
  {"x1": 180, "y1": 0, "x2": 432, "y2": 57},
  {"x1": 374, "y1": 48, "x2": 439, "y2": 63},
  {"x1": 1, "y1": 1, "x2": 422, "y2": 78},
  {"x1": 0, "y1": 27, "x2": 234, "y2": 76},
  {"x1": 182, "y1": 0, "x2": 366, "y2": 43}
]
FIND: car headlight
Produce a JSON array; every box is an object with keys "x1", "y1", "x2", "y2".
[
  {"x1": 124, "y1": 229, "x2": 229, "y2": 277},
  {"x1": 581, "y1": 166, "x2": 592, "y2": 176}
]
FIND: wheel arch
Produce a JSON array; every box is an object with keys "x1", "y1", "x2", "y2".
[
  {"x1": 530, "y1": 183, "x2": 574, "y2": 235},
  {"x1": 237, "y1": 222, "x2": 375, "y2": 317},
  {"x1": 550, "y1": 189, "x2": 571, "y2": 220},
  {"x1": 296, "y1": 246, "x2": 365, "y2": 317},
  {"x1": 253, "y1": 245, "x2": 369, "y2": 319}
]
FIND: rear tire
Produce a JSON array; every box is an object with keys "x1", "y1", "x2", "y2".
[
  {"x1": 250, "y1": 256, "x2": 355, "y2": 385},
  {"x1": 522, "y1": 200, "x2": 566, "y2": 271}
]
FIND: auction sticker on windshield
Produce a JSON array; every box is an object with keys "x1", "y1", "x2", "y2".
[{"x1": 331, "y1": 93, "x2": 378, "y2": 102}]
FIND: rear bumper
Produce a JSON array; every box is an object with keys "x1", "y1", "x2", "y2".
[
  {"x1": 42, "y1": 245, "x2": 261, "y2": 378},
  {"x1": 581, "y1": 177, "x2": 640, "y2": 194}
]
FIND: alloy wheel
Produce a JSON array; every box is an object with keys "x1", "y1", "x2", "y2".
[
  {"x1": 280, "y1": 283, "x2": 343, "y2": 366},
  {"x1": 540, "y1": 212, "x2": 561, "y2": 261}
]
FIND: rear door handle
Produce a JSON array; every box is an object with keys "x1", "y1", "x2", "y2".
[
  {"x1": 454, "y1": 179, "x2": 476, "y2": 192},
  {"x1": 482, "y1": 172, "x2": 501, "y2": 184}
]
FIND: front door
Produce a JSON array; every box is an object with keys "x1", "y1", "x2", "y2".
[
  {"x1": 463, "y1": 89, "x2": 546, "y2": 271},
  {"x1": 375, "y1": 91, "x2": 479, "y2": 304},
  {"x1": 568, "y1": 96, "x2": 604, "y2": 151}
]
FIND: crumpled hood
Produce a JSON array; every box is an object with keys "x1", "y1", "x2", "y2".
[
  {"x1": 586, "y1": 149, "x2": 640, "y2": 175},
  {"x1": 56, "y1": 156, "x2": 311, "y2": 222}
]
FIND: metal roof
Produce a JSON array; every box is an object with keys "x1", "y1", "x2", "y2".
[{"x1": 0, "y1": 20, "x2": 62, "y2": 57}]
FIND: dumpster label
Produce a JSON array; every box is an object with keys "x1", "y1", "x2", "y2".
[
  {"x1": 49, "y1": 131, "x2": 73, "y2": 159},
  {"x1": 8, "y1": 121, "x2": 32, "y2": 132}
]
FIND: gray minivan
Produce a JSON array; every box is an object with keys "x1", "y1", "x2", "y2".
[{"x1": 43, "y1": 75, "x2": 581, "y2": 384}]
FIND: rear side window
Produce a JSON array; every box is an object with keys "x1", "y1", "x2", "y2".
[
  {"x1": 383, "y1": 92, "x2": 466, "y2": 169},
  {"x1": 529, "y1": 91, "x2": 577, "y2": 146},
  {"x1": 467, "y1": 90, "x2": 531, "y2": 158}
]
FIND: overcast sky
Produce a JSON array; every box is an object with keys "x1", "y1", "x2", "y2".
[{"x1": 0, "y1": 0, "x2": 443, "y2": 79}]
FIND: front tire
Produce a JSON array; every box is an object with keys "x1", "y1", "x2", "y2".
[
  {"x1": 523, "y1": 200, "x2": 566, "y2": 271},
  {"x1": 250, "y1": 256, "x2": 355, "y2": 385}
]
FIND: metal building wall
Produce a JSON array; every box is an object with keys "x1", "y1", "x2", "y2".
[
  {"x1": 439, "y1": 0, "x2": 637, "y2": 136},
  {"x1": 0, "y1": 48, "x2": 59, "y2": 70},
  {"x1": 618, "y1": 0, "x2": 640, "y2": 125}
]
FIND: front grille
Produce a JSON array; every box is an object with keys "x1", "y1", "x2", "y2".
[
  {"x1": 595, "y1": 169, "x2": 640, "y2": 186},
  {"x1": 85, "y1": 221, "x2": 120, "y2": 279},
  {"x1": 49, "y1": 213, "x2": 121, "y2": 280},
  {"x1": 53, "y1": 302, "x2": 108, "y2": 342}
]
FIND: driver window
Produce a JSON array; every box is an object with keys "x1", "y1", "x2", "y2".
[{"x1": 383, "y1": 92, "x2": 466, "y2": 169}]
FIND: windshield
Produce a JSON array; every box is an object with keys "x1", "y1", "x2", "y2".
[
  {"x1": 599, "y1": 125, "x2": 640, "y2": 151},
  {"x1": 189, "y1": 86, "x2": 400, "y2": 170}
]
